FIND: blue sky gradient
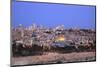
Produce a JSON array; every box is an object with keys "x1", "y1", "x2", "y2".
[{"x1": 11, "y1": 1, "x2": 96, "y2": 29}]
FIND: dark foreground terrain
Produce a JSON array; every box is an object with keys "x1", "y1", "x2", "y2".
[{"x1": 11, "y1": 52, "x2": 96, "y2": 66}]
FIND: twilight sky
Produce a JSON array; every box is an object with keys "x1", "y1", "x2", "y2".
[{"x1": 11, "y1": 1, "x2": 96, "y2": 29}]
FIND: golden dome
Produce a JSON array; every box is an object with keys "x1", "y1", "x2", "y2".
[{"x1": 55, "y1": 35, "x2": 65, "y2": 42}]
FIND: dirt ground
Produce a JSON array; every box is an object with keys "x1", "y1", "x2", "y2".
[{"x1": 11, "y1": 52, "x2": 96, "y2": 66}]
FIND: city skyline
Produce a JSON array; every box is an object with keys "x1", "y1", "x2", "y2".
[{"x1": 12, "y1": 1, "x2": 96, "y2": 29}]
